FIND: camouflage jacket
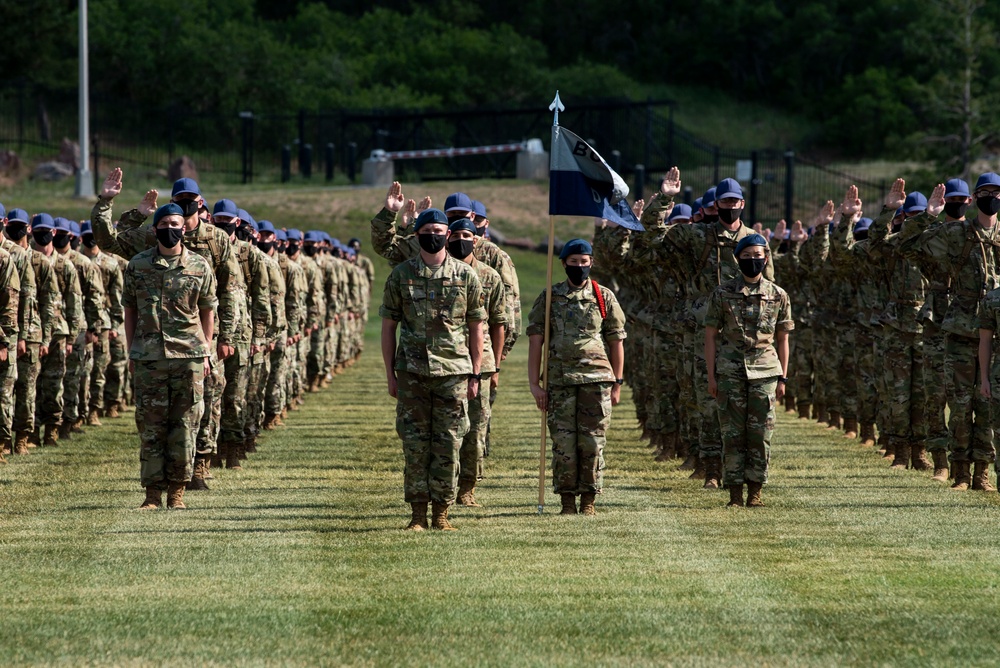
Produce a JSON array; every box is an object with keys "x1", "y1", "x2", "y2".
[
  {"x1": 122, "y1": 246, "x2": 218, "y2": 360},
  {"x1": 30, "y1": 250, "x2": 63, "y2": 343},
  {"x1": 276, "y1": 253, "x2": 306, "y2": 338},
  {"x1": 898, "y1": 212, "x2": 1000, "y2": 340},
  {"x1": 234, "y1": 240, "x2": 272, "y2": 346},
  {"x1": 0, "y1": 245, "x2": 21, "y2": 348},
  {"x1": 0, "y1": 240, "x2": 38, "y2": 344},
  {"x1": 379, "y1": 254, "x2": 486, "y2": 377},
  {"x1": 64, "y1": 249, "x2": 110, "y2": 333},
  {"x1": 829, "y1": 215, "x2": 888, "y2": 328},
  {"x1": 86, "y1": 249, "x2": 125, "y2": 331},
  {"x1": 469, "y1": 257, "x2": 508, "y2": 374},
  {"x1": 91, "y1": 198, "x2": 243, "y2": 345},
  {"x1": 869, "y1": 207, "x2": 928, "y2": 334},
  {"x1": 262, "y1": 251, "x2": 287, "y2": 334},
  {"x1": 357, "y1": 253, "x2": 375, "y2": 292},
  {"x1": 704, "y1": 274, "x2": 793, "y2": 380},
  {"x1": 295, "y1": 254, "x2": 326, "y2": 331},
  {"x1": 526, "y1": 279, "x2": 626, "y2": 386},
  {"x1": 51, "y1": 252, "x2": 84, "y2": 339}
]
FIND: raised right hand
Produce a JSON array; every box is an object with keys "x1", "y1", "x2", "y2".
[
  {"x1": 885, "y1": 178, "x2": 906, "y2": 210},
  {"x1": 660, "y1": 166, "x2": 681, "y2": 198},
  {"x1": 137, "y1": 189, "x2": 158, "y2": 217},
  {"x1": 385, "y1": 181, "x2": 405, "y2": 213},
  {"x1": 842, "y1": 185, "x2": 862, "y2": 217},
  {"x1": 100, "y1": 167, "x2": 123, "y2": 200},
  {"x1": 927, "y1": 183, "x2": 946, "y2": 218}
]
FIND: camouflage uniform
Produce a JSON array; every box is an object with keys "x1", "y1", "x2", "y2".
[
  {"x1": 61, "y1": 249, "x2": 108, "y2": 432},
  {"x1": 299, "y1": 252, "x2": 326, "y2": 389},
  {"x1": 123, "y1": 246, "x2": 217, "y2": 489},
  {"x1": 705, "y1": 274, "x2": 793, "y2": 486},
  {"x1": 269, "y1": 252, "x2": 305, "y2": 419},
  {"x1": 770, "y1": 237, "x2": 812, "y2": 415},
  {"x1": 104, "y1": 254, "x2": 130, "y2": 411},
  {"x1": 976, "y1": 290, "x2": 1000, "y2": 469},
  {"x1": 253, "y1": 249, "x2": 285, "y2": 431},
  {"x1": 16, "y1": 247, "x2": 55, "y2": 444},
  {"x1": 83, "y1": 249, "x2": 123, "y2": 418},
  {"x1": 379, "y1": 254, "x2": 485, "y2": 505},
  {"x1": 0, "y1": 246, "x2": 21, "y2": 448},
  {"x1": 1, "y1": 240, "x2": 35, "y2": 448},
  {"x1": 527, "y1": 280, "x2": 626, "y2": 495},
  {"x1": 39, "y1": 252, "x2": 82, "y2": 434}
]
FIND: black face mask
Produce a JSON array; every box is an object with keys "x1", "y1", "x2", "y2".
[
  {"x1": 738, "y1": 257, "x2": 767, "y2": 278},
  {"x1": 82, "y1": 234, "x2": 97, "y2": 249},
  {"x1": 286, "y1": 243, "x2": 300, "y2": 256},
  {"x1": 32, "y1": 229, "x2": 53, "y2": 246},
  {"x1": 701, "y1": 213, "x2": 719, "y2": 224},
  {"x1": 5, "y1": 223, "x2": 27, "y2": 241},
  {"x1": 719, "y1": 207, "x2": 743, "y2": 224},
  {"x1": 944, "y1": 201, "x2": 969, "y2": 219},
  {"x1": 418, "y1": 233, "x2": 447, "y2": 254},
  {"x1": 565, "y1": 264, "x2": 591, "y2": 285},
  {"x1": 447, "y1": 238, "x2": 475, "y2": 260},
  {"x1": 976, "y1": 196, "x2": 1000, "y2": 216},
  {"x1": 156, "y1": 226, "x2": 184, "y2": 248},
  {"x1": 215, "y1": 220, "x2": 238, "y2": 236},
  {"x1": 235, "y1": 225, "x2": 254, "y2": 242},
  {"x1": 70, "y1": 237, "x2": 80, "y2": 251},
  {"x1": 303, "y1": 245, "x2": 318, "y2": 257},
  {"x1": 52, "y1": 234, "x2": 71, "y2": 249},
  {"x1": 474, "y1": 226, "x2": 486, "y2": 237},
  {"x1": 175, "y1": 198, "x2": 200, "y2": 217},
  {"x1": 854, "y1": 230, "x2": 869, "y2": 242},
  {"x1": 258, "y1": 240, "x2": 274, "y2": 254}
]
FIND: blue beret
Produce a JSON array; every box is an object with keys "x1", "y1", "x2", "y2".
[
  {"x1": 903, "y1": 192, "x2": 927, "y2": 213},
  {"x1": 448, "y1": 218, "x2": 477, "y2": 235},
  {"x1": 154, "y1": 203, "x2": 185, "y2": 225},
  {"x1": 7, "y1": 208, "x2": 29, "y2": 224},
  {"x1": 668, "y1": 203, "x2": 693, "y2": 221},
  {"x1": 559, "y1": 238, "x2": 593, "y2": 260},
  {"x1": 944, "y1": 179, "x2": 970, "y2": 198},
  {"x1": 31, "y1": 213, "x2": 54, "y2": 230},
  {"x1": 172, "y1": 178, "x2": 200, "y2": 197},
  {"x1": 734, "y1": 233, "x2": 768, "y2": 256},
  {"x1": 286, "y1": 228, "x2": 303, "y2": 242},
  {"x1": 414, "y1": 208, "x2": 449, "y2": 231}
]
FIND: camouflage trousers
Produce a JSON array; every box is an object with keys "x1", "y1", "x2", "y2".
[
  {"x1": 792, "y1": 326, "x2": 814, "y2": 408},
  {"x1": 244, "y1": 348, "x2": 269, "y2": 439},
  {"x1": 396, "y1": 370, "x2": 469, "y2": 504},
  {"x1": 852, "y1": 326, "x2": 879, "y2": 425},
  {"x1": 104, "y1": 327, "x2": 128, "y2": 408},
  {"x1": 836, "y1": 327, "x2": 858, "y2": 421},
  {"x1": 626, "y1": 321, "x2": 651, "y2": 426},
  {"x1": 812, "y1": 322, "x2": 840, "y2": 414},
  {"x1": 548, "y1": 382, "x2": 611, "y2": 495},
  {"x1": 718, "y1": 372, "x2": 776, "y2": 486},
  {"x1": 307, "y1": 328, "x2": 325, "y2": 384},
  {"x1": 883, "y1": 330, "x2": 927, "y2": 448},
  {"x1": 921, "y1": 323, "x2": 950, "y2": 453},
  {"x1": 679, "y1": 326, "x2": 701, "y2": 449},
  {"x1": 646, "y1": 328, "x2": 679, "y2": 436},
  {"x1": 0, "y1": 354, "x2": 16, "y2": 443},
  {"x1": 220, "y1": 347, "x2": 250, "y2": 446},
  {"x1": 13, "y1": 343, "x2": 40, "y2": 434},
  {"x1": 266, "y1": 338, "x2": 287, "y2": 416},
  {"x1": 693, "y1": 329, "x2": 722, "y2": 459},
  {"x1": 88, "y1": 331, "x2": 110, "y2": 412},
  {"x1": 196, "y1": 345, "x2": 224, "y2": 456},
  {"x1": 135, "y1": 358, "x2": 205, "y2": 489},
  {"x1": 322, "y1": 321, "x2": 339, "y2": 375},
  {"x1": 36, "y1": 336, "x2": 68, "y2": 427},
  {"x1": 459, "y1": 372, "x2": 493, "y2": 483},
  {"x1": 62, "y1": 333, "x2": 92, "y2": 424},
  {"x1": 945, "y1": 334, "x2": 993, "y2": 463}
]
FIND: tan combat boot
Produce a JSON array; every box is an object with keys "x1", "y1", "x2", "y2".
[
  {"x1": 655, "y1": 433, "x2": 677, "y2": 462},
  {"x1": 784, "y1": 394, "x2": 797, "y2": 413},
  {"x1": 826, "y1": 411, "x2": 842, "y2": 430},
  {"x1": 843, "y1": 417, "x2": 858, "y2": 440},
  {"x1": 579, "y1": 492, "x2": 597, "y2": 516},
  {"x1": 860, "y1": 423, "x2": 876, "y2": 447},
  {"x1": 0, "y1": 439, "x2": 11, "y2": 455},
  {"x1": 186, "y1": 456, "x2": 210, "y2": 491},
  {"x1": 910, "y1": 444, "x2": 932, "y2": 471},
  {"x1": 272, "y1": 414, "x2": 285, "y2": 428},
  {"x1": 263, "y1": 413, "x2": 278, "y2": 431},
  {"x1": 891, "y1": 443, "x2": 909, "y2": 469},
  {"x1": 13, "y1": 431, "x2": 29, "y2": 455},
  {"x1": 105, "y1": 402, "x2": 120, "y2": 419},
  {"x1": 58, "y1": 422, "x2": 73, "y2": 441},
  {"x1": 971, "y1": 461, "x2": 995, "y2": 492},
  {"x1": 746, "y1": 481, "x2": 765, "y2": 507},
  {"x1": 139, "y1": 487, "x2": 162, "y2": 510},
  {"x1": 405, "y1": 502, "x2": 428, "y2": 531},
  {"x1": 71, "y1": 418, "x2": 85, "y2": 434},
  {"x1": 688, "y1": 456, "x2": 705, "y2": 479},
  {"x1": 87, "y1": 409, "x2": 102, "y2": 427},
  {"x1": 881, "y1": 438, "x2": 895, "y2": 460},
  {"x1": 798, "y1": 403, "x2": 811, "y2": 420},
  {"x1": 431, "y1": 502, "x2": 457, "y2": 530},
  {"x1": 727, "y1": 484, "x2": 744, "y2": 507},
  {"x1": 702, "y1": 457, "x2": 721, "y2": 490},
  {"x1": 224, "y1": 443, "x2": 242, "y2": 470},
  {"x1": 679, "y1": 452, "x2": 698, "y2": 471},
  {"x1": 951, "y1": 461, "x2": 972, "y2": 490},
  {"x1": 931, "y1": 451, "x2": 950, "y2": 482},
  {"x1": 166, "y1": 482, "x2": 187, "y2": 509},
  {"x1": 44, "y1": 424, "x2": 59, "y2": 447},
  {"x1": 457, "y1": 480, "x2": 481, "y2": 507},
  {"x1": 560, "y1": 493, "x2": 577, "y2": 515}
]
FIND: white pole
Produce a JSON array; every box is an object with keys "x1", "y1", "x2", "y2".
[{"x1": 75, "y1": 0, "x2": 95, "y2": 198}]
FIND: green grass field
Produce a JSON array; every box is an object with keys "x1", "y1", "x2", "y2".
[{"x1": 4, "y1": 244, "x2": 1000, "y2": 666}]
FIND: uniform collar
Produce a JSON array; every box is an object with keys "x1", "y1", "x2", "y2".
[{"x1": 152, "y1": 245, "x2": 188, "y2": 268}]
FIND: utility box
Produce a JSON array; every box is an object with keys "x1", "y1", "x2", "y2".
[
  {"x1": 516, "y1": 139, "x2": 548, "y2": 180},
  {"x1": 362, "y1": 157, "x2": 394, "y2": 186}
]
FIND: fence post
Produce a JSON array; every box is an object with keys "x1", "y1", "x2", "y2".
[
  {"x1": 281, "y1": 145, "x2": 291, "y2": 183},
  {"x1": 683, "y1": 185, "x2": 693, "y2": 205},
  {"x1": 302, "y1": 144, "x2": 313, "y2": 179},
  {"x1": 610, "y1": 150, "x2": 621, "y2": 174},
  {"x1": 325, "y1": 142, "x2": 335, "y2": 181},
  {"x1": 347, "y1": 142, "x2": 357, "y2": 183},
  {"x1": 749, "y1": 150, "x2": 759, "y2": 225},
  {"x1": 784, "y1": 150, "x2": 795, "y2": 224},
  {"x1": 240, "y1": 111, "x2": 254, "y2": 185},
  {"x1": 634, "y1": 164, "x2": 645, "y2": 202}
]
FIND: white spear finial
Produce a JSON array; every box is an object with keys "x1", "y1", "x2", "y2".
[{"x1": 549, "y1": 90, "x2": 565, "y2": 127}]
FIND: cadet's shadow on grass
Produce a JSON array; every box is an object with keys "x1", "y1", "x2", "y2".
[{"x1": 104, "y1": 525, "x2": 386, "y2": 535}]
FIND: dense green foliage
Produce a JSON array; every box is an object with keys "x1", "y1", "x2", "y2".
[{"x1": 1, "y1": 0, "x2": 999, "y2": 165}]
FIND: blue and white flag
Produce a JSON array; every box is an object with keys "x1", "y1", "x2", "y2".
[{"x1": 548, "y1": 126, "x2": 643, "y2": 231}]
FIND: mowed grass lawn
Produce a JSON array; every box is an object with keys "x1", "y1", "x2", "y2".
[{"x1": 4, "y1": 245, "x2": 1000, "y2": 666}]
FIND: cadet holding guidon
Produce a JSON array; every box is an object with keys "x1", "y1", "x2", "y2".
[
  {"x1": 124, "y1": 204, "x2": 217, "y2": 510},
  {"x1": 705, "y1": 234, "x2": 792, "y2": 508},
  {"x1": 528, "y1": 239, "x2": 626, "y2": 517},
  {"x1": 380, "y1": 208, "x2": 485, "y2": 532}
]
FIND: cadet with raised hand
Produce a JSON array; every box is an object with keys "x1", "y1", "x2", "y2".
[
  {"x1": 125, "y1": 203, "x2": 217, "y2": 510},
  {"x1": 380, "y1": 208, "x2": 485, "y2": 531},
  {"x1": 705, "y1": 233, "x2": 792, "y2": 507}
]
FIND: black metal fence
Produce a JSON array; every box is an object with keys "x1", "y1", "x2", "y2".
[{"x1": 0, "y1": 79, "x2": 889, "y2": 223}]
